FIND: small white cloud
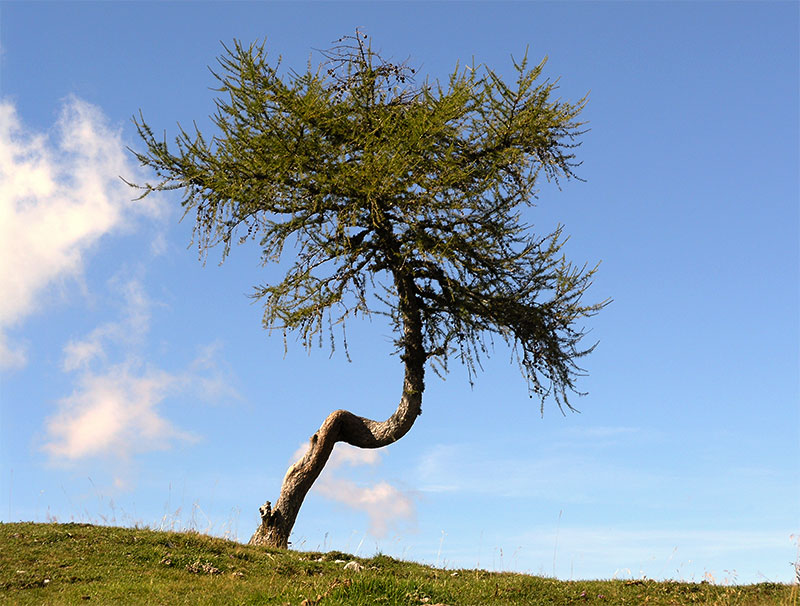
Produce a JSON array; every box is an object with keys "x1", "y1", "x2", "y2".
[
  {"x1": 43, "y1": 363, "x2": 192, "y2": 461},
  {"x1": 45, "y1": 278, "x2": 235, "y2": 468},
  {"x1": 328, "y1": 442, "x2": 381, "y2": 469},
  {"x1": 62, "y1": 338, "x2": 105, "y2": 373},
  {"x1": 290, "y1": 442, "x2": 415, "y2": 537},
  {"x1": 316, "y1": 477, "x2": 414, "y2": 538},
  {"x1": 0, "y1": 337, "x2": 27, "y2": 369},
  {"x1": 0, "y1": 96, "x2": 163, "y2": 369}
]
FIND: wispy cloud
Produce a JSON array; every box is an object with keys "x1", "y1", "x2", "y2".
[
  {"x1": 62, "y1": 278, "x2": 152, "y2": 372},
  {"x1": 0, "y1": 96, "x2": 162, "y2": 369},
  {"x1": 505, "y1": 525, "x2": 794, "y2": 582},
  {"x1": 43, "y1": 277, "x2": 236, "y2": 474},
  {"x1": 43, "y1": 362, "x2": 193, "y2": 461},
  {"x1": 290, "y1": 442, "x2": 415, "y2": 537},
  {"x1": 316, "y1": 477, "x2": 414, "y2": 538},
  {"x1": 415, "y1": 438, "x2": 677, "y2": 504},
  {"x1": 328, "y1": 444, "x2": 381, "y2": 469}
]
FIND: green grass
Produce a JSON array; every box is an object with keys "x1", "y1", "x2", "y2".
[{"x1": 0, "y1": 522, "x2": 794, "y2": 605}]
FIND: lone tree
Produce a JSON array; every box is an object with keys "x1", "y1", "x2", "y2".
[{"x1": 130, "y1": 31, "x2": 607, "y2": 549}]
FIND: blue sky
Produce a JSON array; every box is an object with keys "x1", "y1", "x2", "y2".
[{"x1": 1, "y1": 1, "x2": 797, "y2": 585}]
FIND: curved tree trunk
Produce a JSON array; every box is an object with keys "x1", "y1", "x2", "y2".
[{"x1": 249, "y1": 273, "x2": 425, "y2": 549}]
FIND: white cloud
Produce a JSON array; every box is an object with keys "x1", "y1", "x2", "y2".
[
  {"x1": 43, "y1": 277, "x2": 235, "y2": 468},
  {"x1": 328, "y1": 442, "x2": 381, "y2": 469},
  {"x1": 43, "y1": 363, "x2": 192, "y2": 460},
  {"x1": 0, "y1": 97, "x2": 163, "y2": 369},
  {"x1": 44, "y1": 343, "x2": 236, "y2": 466},
  {"x1": 45, "y1": 277, "x2": 183, "y2": 461},
  {"x1": 316, "y1": 477, "x2": 414, "y2": 538},
  {"x1": 62, "y1": 338, "x2": 106, "y2": 373},
  {"x1": 0, "y1": 96, "x2": 233, "y2": 485},
  {"x1": 0, "y1": 337, "x2": 28, "y2": 369},
  {"x1": 290, "y1": 442, "x2": 415, "y2": 537}
]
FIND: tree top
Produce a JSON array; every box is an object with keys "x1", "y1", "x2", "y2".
[{"x1": 129, "y1": 30, "x2": 608, "y2": 413}]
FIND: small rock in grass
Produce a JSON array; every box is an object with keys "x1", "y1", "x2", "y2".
[{"x1": 186, "y1": 560, "x2": 220, "y2": 575}]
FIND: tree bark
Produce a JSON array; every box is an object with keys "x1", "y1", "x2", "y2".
[{"x1": 249, "y1": 272, "x2": 425, "y2": 549}]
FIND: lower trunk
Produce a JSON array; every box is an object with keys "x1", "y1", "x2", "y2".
[
  {"x1": 248, "y1": 393, "x2": 421, "y2": 548},
  {"x1": 250, "y1": 276, "x2": 425, "y2": 549}
]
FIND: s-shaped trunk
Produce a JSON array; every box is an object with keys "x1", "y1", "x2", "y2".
[{"x1": 249, "y1": 276, "x2": 425, "y2": 549}]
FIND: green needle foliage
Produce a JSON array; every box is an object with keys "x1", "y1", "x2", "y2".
[{"x1": 130, "y1": 30, "x2": 608, "y2": 413}]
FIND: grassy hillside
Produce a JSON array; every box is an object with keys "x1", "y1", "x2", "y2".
[{"x1": 0, "y1": 522, "x2": 794, "y2": 605}]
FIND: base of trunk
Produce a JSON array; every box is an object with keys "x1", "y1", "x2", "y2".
[{"x1": 248, "y1": 501, "x2": 290, "y2": 549}]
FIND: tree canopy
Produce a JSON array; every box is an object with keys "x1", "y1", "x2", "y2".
[{"x1": 130, "y1": 31, "x2": 607, "y2": 413}]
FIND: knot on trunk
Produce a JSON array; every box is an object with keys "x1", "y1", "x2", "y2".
[
  {"x1": 258, "y1": 501, "x2": 273, "y2": 524},
  {"x1": 250, "y1": 501, "x2": 289, "y2": 549}
]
